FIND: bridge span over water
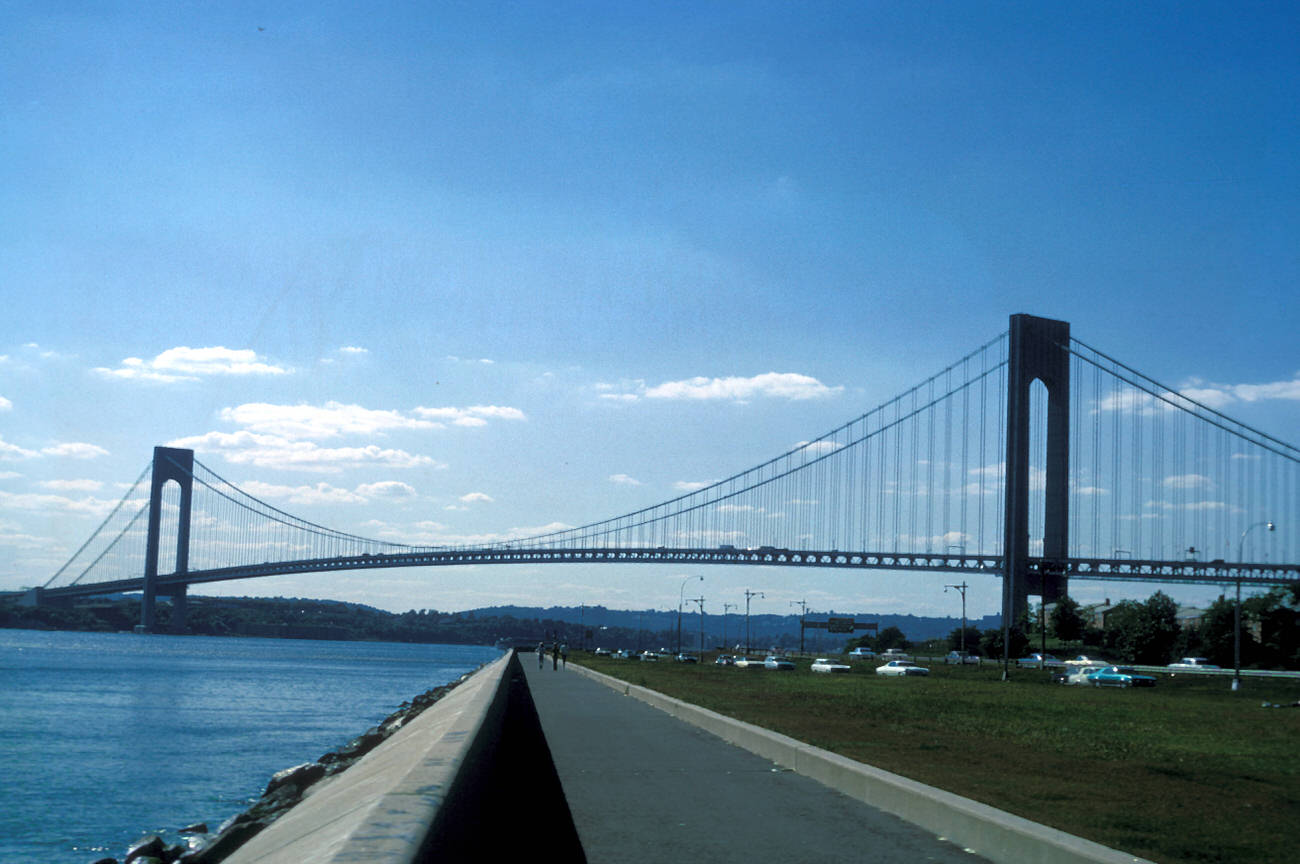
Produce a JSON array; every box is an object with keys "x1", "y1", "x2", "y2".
[{"x1": 18, "y1": 315, "x2": 1300, "y2": 631}]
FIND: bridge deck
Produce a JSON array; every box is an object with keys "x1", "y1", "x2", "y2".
[{"x1": 521, "y1": 656, "x2": 988, "y2": 864}]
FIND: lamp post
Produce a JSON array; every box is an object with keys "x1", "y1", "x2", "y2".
[
  {"x1": 678, "y1": 575, "x2": 702, "y2": 655},
  {"x1": 945, "y1": 582, "x2": 968, "y2": 656},
  {"x1": 691, "y1": 596, "x2": 705, "y2": 656},
  {"x1": 722, "y1": 602, "x2": 735, "y2": 652},
  {"x1": 1234, "y1": 521, "x2": 1275, "y2": 692},
  {"x1": 744, "y1": 589, "x2": 765, "y2": 655},
  {"x1": 790, "y1": 599, "x2": 808, "y2": 655}
]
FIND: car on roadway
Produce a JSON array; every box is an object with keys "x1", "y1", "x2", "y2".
[
  {"x1": 848, "y1": 647, "x2": 877, "y2": 660},
  {"x1": 880, "y1": 648, "x2": 910, "y2": 661},
  {"x1": 1167, "y1": 657, "x2": 1220, "y2": 670},
  {"x1": 944, "y1": 651, "x2": 980, "y2": 665},
  {"x1": 764, "y1": 655, "x2": 796, "y2": 670},
  {"x1": 1016, "y1": 653, "x2": 1065, "y2": 669},
  {"x1": 714, "y1": 654, "x2": 735, "y2": 666},
  {"x1": 1061, "y1": 666, "x2": 1105, "y2": 686},
  {"x1": 875, "y1": 660, "x2": 929, "y2": 677},
  {"x1": 732, "y1": 656, "x2": 764, "y2": 668},
  {"x1": 674, "y1": 653, "x2": 698, "y2": 663},
  {"x1": 1090, "y1": 666, "x2": 1157, "y2": 688},
  {"x1": 612, "y1": 649, "x2": 635, "y2": 660},
  {"x1": 638, "y1": 651, "x2": 659, "y2": 662},
  {"x1": 593, "y1": 647, "x2": 611, "y2": 656},
  {"x1": 810, "y1": 657, "x2": 851, "y2": 673},
  {"x1": 1064, "y1": 655, "x2": 1108, "y2": 668}
]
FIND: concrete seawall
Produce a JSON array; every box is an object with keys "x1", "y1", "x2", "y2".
[{"x1": 221, "y1": 651, "x2": 581, "y2": 864}]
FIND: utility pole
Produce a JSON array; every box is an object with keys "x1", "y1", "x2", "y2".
[
  {"x1": 722, "y1": 602, "x2": 735, "y2": 651},
  {"x1": 744, "y1": 589, "x2": 765, "y2": 655},
  {"x1": 790, "y1": 599, "x2": 808, "y2": 655},
  {"x1": 691, "y1": 597, "x2": 705, "y2": 656},
  {"x1": 944, "y1": 582, "x2": 968, "y2": 656}
]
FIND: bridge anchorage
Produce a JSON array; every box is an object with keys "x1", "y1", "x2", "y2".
[{"x1": 24, "y1": 314, "x2": 1299, "y2": 636}]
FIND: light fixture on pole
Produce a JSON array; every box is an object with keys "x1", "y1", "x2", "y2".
[
  {"x1": 1234, "y1": 521, "x2": 1274, "y2": 692},
  {"x1": 790, "y1": 599, "x2": 808, "y2": 654},
  {"x1": 944, "y1": 581, "x2": 969, "y2": 656},
  {"x1": 744, "y1": 589, "x2": 765, "y2": 655},
  {"x1": 691, "y1": 596, "x2": 705, "y2": 656},
  {"x1": 678, "y1": 575, "x2": 702, "y2": 655}
]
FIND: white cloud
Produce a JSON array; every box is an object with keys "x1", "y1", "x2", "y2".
[
  {"x1": 340, "y1": 346, "x2": 369, "y2": 355},
  {"x1": 413, "y1": 405, "x2": 527, "y2": 424},
  {"x1": 240, "y1": 480, "x2": 367, "y2": 505},
  {"x1": 220, "y1": 402, "x2": 438, "y2": 441},
  {"x1": 358, "y1": 481, "x2": 418, "y2": 501},
  {"x1": 1163, "y1": 473, "x2": 1211, "y2": 490},
  {"x1": 796, "y1": 440, "x2": 842, "y2": 454},
  {"x1": 0, "y1": 436, "x2": 38, "y2": 460},
  {"x1": 167, "y1": 430, "x2": 445, "y2": 474},
  {"x1": 95, "y1": 346, "x2": 289, "y2": 382},
  {"x1": 643, "y1": 372, "x2": 842, "y2": 402},
  {"x1": 41, "y1": 442, "x2": 109, "y2": 460},
  {"x1": 673, "y1": 480, "x2": 710, "y2": 492},
  {"x1": 459, "y1": 492, "x2": 495, "y2": 503},
  {"x1": 609, "y1": 473, "x2": 642, "y2": 486},
  {"x1": 0, "y1": 489, "x2": 119, "y2": 517},
  {"x1": 0, "y1": 395, "x2": 11, "y2": 411},
  {"x1": 38, "y1": 479, "x2": 104, "y2": 492},
  {"x1": 1180, "y1": 374, "x2": 1300, "y2": 408}
]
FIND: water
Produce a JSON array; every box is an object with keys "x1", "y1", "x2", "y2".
[{"x1": 0, "y1": 629, "x2": 503, "y2": 863}]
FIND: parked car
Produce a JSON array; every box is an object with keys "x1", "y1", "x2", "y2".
[
  {"x1": 945, "y1": 651, "x2": 980, "y2": 665},
  {"x1": 638, "y1": 651, "x2": 659, "y2": 662},
  {"x1": 593, "y1": 647, "x2": 611, "y2": 656},
  {"x1": 1167, "y1": 657, "x2": 1220, "y2": 670},
  {"x1": 880, "y1": 648, "x2": 910, "y2": 661},
  {"x1": 612, "y1": 649, "x2": 635, "y2": 660},
  {"x1": 732, "y1": 656, "x2": 764, "y2": 668},
  {"x1": 1090, "y1": 666, "x2": 1157, "y2": 688},
  {"x1": 1016, "y1": 653, "x2": 1065, "y2": 669},
  {"x1": 810, "y1": 657, "x2": 851, "y2": 673},
  {"x1": 848, "y1": 647, "x2": 877, "y2": 660},
  {"x1": 1064, "y1": 655, "x2": 1107, "y2": 667},
  {"x1": 714, "y1": 654, "x2": 735, "y2": 666},
  {"x1": 674, "y1": 653, "x2": 698, "y2": 663},
  {"x1": 1061, "y1": 666, "x2": 1105, "y2": 686},
  {"x1": 764, "y1": 655, "x2": 795, "y2": 670},
  {"x1": 875, "y1": 660, "x2": 929, "y2": 677}
]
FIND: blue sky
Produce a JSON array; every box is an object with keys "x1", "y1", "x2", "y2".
[{"x1": 2, "y1": 2, "x2": 1297, "y2": 622}]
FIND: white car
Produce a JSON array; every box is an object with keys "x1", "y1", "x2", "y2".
[
  {"x1": 1168, "y1": 657, "x2": 1221, "y2": 670},
  {"x1": 810, "y1": 658, "x2": 851, "y2": 673},
  {"x1": 764, "y1": 655, "x2": 795, "y2": 670},
  {"x1": 944, "y1": 651, "x2": 980, "y2": 665},
  {"x1": 880, "y1": 649, "x2": 910, "y2": 661},
  {"x1": 848, "y1": 647, "x2": 877, "y2": 660},
  {"x1": 1061, "y1": 666, "x2": 1104, "y2": 686},
  {"x1": 732, "y1": 656, "x2": 764, "y2": 668},
  {"x1": 875, "y1": 660, "x2": 929, "y2": 677},
  {"x1": 1064, "y1": 655, "x2": 1107, "y2": 667}
]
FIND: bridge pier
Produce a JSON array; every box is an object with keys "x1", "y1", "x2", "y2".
[
  {"x1": 1003, "y1": 314, "x2": 1070, "y2": 629},
  {"x1": 142, "y1": 447, "x2": 194, "y2": 632}
]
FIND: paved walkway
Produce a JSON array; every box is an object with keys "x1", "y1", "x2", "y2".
[{"x1": 522, "y1": 658, "x2": 989, "y2": 864}]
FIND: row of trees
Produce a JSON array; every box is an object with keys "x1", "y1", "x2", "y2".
[{"x1": 851, "y1": 586, "x2": 1300, "y2": 670}]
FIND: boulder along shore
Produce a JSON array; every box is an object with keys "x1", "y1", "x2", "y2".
[{"x1": 90, "y1": 668, "x2": 480, "y2": 864}]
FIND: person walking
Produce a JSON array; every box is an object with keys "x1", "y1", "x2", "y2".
[
  {"x1": 561, "y1": 643, "x2": 568, "y2": 668},
  {"x1": 537, "y1": 642, "x2": 544, "y2": 669},
  {"x1": 551, "y1": 641, "x2": 559, "y2": 670}
]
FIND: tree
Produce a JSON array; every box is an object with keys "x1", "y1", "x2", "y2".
[
  {"x1": 875, "y1": 625, "x2": 910, "y2": 652},
  {"x1": 1102, "y1": 591, "x2": 1180, "y2": 664},
  {"x1": 947, "y1": 626, "x2": 982, "y2": 654},
  {"x1": 1049, "y1": 596, "x2": 1085, "y2": 645},
  {"x1": 980, "y1": 626, "x2": 1029, "y2": 661}
]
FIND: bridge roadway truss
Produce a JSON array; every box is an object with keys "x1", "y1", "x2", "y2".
[{"x1": 34, "y1": 546, "x2": 1298, "y2": 607}]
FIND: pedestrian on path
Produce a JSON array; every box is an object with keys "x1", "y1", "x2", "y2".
[
  {"x1": 551, "y1": 641, "x2": 559, "y2": 670},
  {"x1": 537, "y1": 642, "x2": 544, "y2": 669},
  {"x1": 561, "y1": 643, "x2": 568, "y2": 667}
]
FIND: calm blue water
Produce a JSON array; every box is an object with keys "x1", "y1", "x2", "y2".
[{"x1": 0, "y1": 630, "x2": 502, "y2": 863}]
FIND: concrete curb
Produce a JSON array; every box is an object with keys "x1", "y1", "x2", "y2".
[
  {"x1": 222, "y1": 652, "x2": 512, "y2": 864},
  {"x1": 569, "y1": 663, "x2": 1152, "y2": 864}
]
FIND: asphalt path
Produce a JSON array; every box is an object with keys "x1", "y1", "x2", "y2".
[{"x1": 523, "y1": 657, "x2": 990, "y2": 864}]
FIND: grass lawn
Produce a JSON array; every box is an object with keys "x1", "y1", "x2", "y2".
[{"x1": 579, "y1": 655, "x2": 1300, "y2": 864}]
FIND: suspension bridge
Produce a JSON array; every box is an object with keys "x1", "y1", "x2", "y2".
[{"x1": 17, "y1": 314, "x2": 1300, "y2": 632}]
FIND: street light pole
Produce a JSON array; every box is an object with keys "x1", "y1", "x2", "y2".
[
  {"x1": 722, "y1": 602, "x2": 735, "y2": 651},
  {"x1": 678, "y1": 575, "x2": 702, "y2": 655},
  {"x1": 1234, "y1": 521, "x2": 1275, "y2": 692},
  {"x1": 691, "y1": 597, "x2": 705, "y2": 656},
  {"x1": 790, "y1": 599, "x2": 808, "y2": 655},
  {"x1": 744, "y1": 589, "x2": 765, "y2": 655},
  {"x1": 945, "y1": 582, "x2": 968, "y2": 656}
]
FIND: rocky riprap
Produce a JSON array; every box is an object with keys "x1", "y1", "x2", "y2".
[{"x1": 91, "y1": 672, "x2": 472, "y2": 864}]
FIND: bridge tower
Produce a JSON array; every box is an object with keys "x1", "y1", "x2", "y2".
[
  {"x1": 142, "y1": 446, "x2": 194, "y2": 632},
  {"x1": 1003, "y1": 314, "x2": 1070, "y2": 629}
]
